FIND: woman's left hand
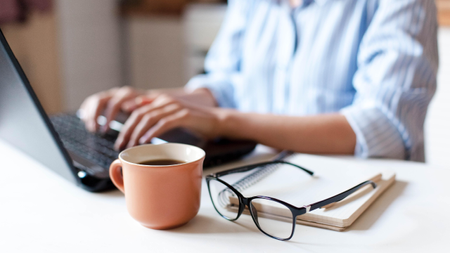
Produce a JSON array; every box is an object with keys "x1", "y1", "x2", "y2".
[{"x1": 114, "y1": 94, "x2": 226, "y2": 150}]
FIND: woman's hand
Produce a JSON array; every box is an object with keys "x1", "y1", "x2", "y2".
[
  {"x1": 79, "y1": 86, "x2": 216, "y2": 134},
  {"x1": 114, "y1": 94, "x2": 226, "y2": 150},
  {"x1": 79, "y1": 86, "x2": 147, "y2": 133}
]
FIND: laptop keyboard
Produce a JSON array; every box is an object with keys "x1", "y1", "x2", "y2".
[{"x1": 50, "y1": 114, "x2": 119, "y2": 170}]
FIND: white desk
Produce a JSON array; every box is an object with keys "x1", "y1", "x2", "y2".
[{"x1": 1, "y1": 139, "x2": 449, "y2": 253}]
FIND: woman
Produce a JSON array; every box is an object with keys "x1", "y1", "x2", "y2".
[{"x1": 80, "y1": 0, "x2": 438, "y2": 162}]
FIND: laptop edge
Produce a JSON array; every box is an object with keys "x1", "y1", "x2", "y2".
[{"x1": 0, "y1": 29, "x2": 114, "y2": 192}]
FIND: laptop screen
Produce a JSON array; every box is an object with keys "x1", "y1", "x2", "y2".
[{"x1": 0, "y1": 30, "x2": 76, "y2": 183}]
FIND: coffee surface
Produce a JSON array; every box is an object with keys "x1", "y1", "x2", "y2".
[{"x1": 138, "y1": 159, "x2": 185, "y2": 166}]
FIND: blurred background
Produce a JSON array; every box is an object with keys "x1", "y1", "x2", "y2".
[
  {"x1": 0, "y1": 0, "x2": 449, "y2": 166},
  {"x1": 0, "y1": 0, "x2": 227, "y2": 114}
]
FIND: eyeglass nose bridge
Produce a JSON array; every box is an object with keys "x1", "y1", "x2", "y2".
[
  {"x1": 242, "y1": 196, "x2": 274, "y2": 222},
  {"x1": 240, "y1": 197, "x2": 261, "y2": 228},
  {"x1": 234, "y1": 196, "x2": 250, "y2": 220},
  {"x1": 240, "y1": 196, "x2": 260, "y2": 212}
]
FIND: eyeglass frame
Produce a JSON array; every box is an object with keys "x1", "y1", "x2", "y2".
[{"x1": 205, "y1": 160, "x2": 377, "y2": 241}]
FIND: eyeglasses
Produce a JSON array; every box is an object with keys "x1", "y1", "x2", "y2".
[{"x1": 205, "y1": 161, "x2": 377, "y2": 241}]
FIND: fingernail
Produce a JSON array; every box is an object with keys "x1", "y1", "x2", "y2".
[{"x1": 139, "y1": 137, "x2": 146, "y2": 144}]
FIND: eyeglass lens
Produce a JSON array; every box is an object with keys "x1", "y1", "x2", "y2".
[
  {"x1": 249, "y1": 198, "x2": 295, "y2": 239},
  {"x1": 209, "y1": 178, "x2": 296, "y2": 240},
  {"x1": 208, "y1": 179, "x2": 240, "y2": 220}
]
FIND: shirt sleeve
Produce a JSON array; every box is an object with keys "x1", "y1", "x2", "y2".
[
  {"x1": 185, "y1": 0, "x2": 251, "y2": 108},
  {"x1": 340, "y1": 0, "x2": 438, "y2": 162}
]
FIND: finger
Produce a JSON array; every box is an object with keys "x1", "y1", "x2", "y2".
[
  {"x1": 121, "y1": 95, "x2": 155, "y2": 112},
  {"x1": 120, "y1": 95, "x2": 176, "y2": 142},
  {"x1": 79, "y1": 88, "x2": 118, "y2": 132},
  {"x1": 114, "y1": 96, "x2": 180, "y2": 150},
  {"x1": 139, "y1": 109, "x2": 189, "y2": 144},
  {"x1": 79, "y1": 102, "x2": 89, "y2": 124},
  {"x1": 86, "y1": 96, "x2": 109, "y2": 132},
  {"x1": 94, "y1": 95, "x2": 114, "y2": 132},
  {"x1": 103, "y1": 91, "x2": 136, "y2": 132},
  {"x1": 126, "y1": 113, "x2": 158, "y2": 148},
  {"x1": 114, "y1": 105, "x2": 151, "y2": 150},
  {"x1": 121, "y1": 99, "x2": 139, "y2": 113},
  {"x1": 79, "y1": 98, "x2": 97, "y2": 132},
  {"x1": 126, "y1": 104, "x2": 182, "y2": 148},
  {"x1": 85, "y1": 100, "x2": 98, "y2": 132},
  {"x1": 148, "y1": 94, "x2": 178, "y2": 109}
]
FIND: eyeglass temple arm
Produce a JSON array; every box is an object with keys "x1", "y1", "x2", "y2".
[
  {"x1": 304, "y1": 180, "x2": 377, "y2": 213},
  {"x1": 214, "y1": 161, "x2": 314, "y2": 177}
]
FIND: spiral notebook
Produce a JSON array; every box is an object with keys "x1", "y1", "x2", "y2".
[{"x1": 228, "y1": 153, "x2": 396, "y2": 231}]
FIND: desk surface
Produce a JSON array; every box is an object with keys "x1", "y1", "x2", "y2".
[{"x1": 1, "y1": 140, "x2": 449, "y2": 253}]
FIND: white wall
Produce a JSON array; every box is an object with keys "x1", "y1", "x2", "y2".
[
  {"x1": 126, "y1": 4, "x2": 227, "y2": 91},
  {"x1": 425, "y1": 28, "x2": 450, "y2": 167},
  {"x1": 183, "y1": 4, "x2": 227, "y2": 80},
  {"x1": 56, "y1": 0, "x2": 122, "y2": 111},
  {"x1": 126, "y1": 16, "x2": 185, "y2": 90}
]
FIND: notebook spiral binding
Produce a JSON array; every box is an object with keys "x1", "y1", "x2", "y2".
[
  {"x1": 231, "y1": 163, "x2": 281, "y2": 192},
  {"x1": 231, "y1": 150, "x2": 293, "y2": 192}
]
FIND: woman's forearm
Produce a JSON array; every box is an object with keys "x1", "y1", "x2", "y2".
[
  {"x1": 217, "y1": 111, "x2": 356, "y2": 155},
  {"x1": 142, "y1": 87, "x2": 355, "y2": 154}
]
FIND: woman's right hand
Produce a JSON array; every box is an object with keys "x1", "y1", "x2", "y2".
[{"x1": 79, "y1": 86, "x2": 142, "y2": 133}]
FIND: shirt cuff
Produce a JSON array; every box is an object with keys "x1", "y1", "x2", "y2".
[
  {"x1": 340, "y1": 106, "x2": 406, "y2": 160},
  {"x1": 185, "y1": 74, "x2": 236, "y2": 108}
]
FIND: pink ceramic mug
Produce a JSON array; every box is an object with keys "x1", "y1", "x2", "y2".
[{"x1": 109, "y1": 143, "x2": 205, "y2": 229}]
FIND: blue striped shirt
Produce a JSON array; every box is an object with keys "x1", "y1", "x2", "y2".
[{"x1": 186, "y1": 0, "x2": 439, "y2": 162}]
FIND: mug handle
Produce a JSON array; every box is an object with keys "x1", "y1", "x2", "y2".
[{"x1": 109, "y1": 159, "x2": 125, "y2": 193}]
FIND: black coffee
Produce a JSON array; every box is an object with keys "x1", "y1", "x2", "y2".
[{"x1": 138, "y1": 159, "x2": 185, "y2": 166}]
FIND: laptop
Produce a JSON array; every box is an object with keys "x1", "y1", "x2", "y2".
[{"x1": 0, "y1": 30, "x2": 256, "y2": 192}]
